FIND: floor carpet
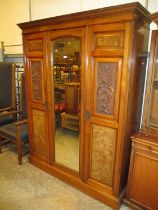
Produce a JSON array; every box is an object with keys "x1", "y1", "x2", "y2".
[{"x1": 0, "y1": 144, "x2": 131, "y2": 210}]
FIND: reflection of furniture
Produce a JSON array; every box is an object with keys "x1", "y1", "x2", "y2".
[
  {"x1": 53, "y1": 39, "x2": 80, "y2": 83},
  {"x1": 61, "y1": 112, "x2": 79, "y2": 131},
  {"x1": 61, "y1": 83, "x2": 80, "y2": 130},
  {"x1": 65, "y1": 82, "x2": 80, "y2": 115},
  {"x1": 18, "y1": 3, "x2": 150, "y2": 209},
  {"x1": 54, "y1": 92, "x2": 65, "y2": 113},
  {"x1": 0, "y1": 62, "x2": 17, "y2": 126},
  {"x1": 0, "y1": 73, "x2": 29, "y2": 165},
  {"x1": 54, "y1": 89, "x2": 65, "y2": 126},
  {"x1": 125, "y1": 12, "x2": 158, "y2": 210},
  {"x1": 54, "y1": 64, "x2": 75, "y2": 82}
]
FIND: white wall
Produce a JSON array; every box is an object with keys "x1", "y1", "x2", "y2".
[
  {"x1": 31, "y1": 0, "x2": 147, "y2": 18},
  {"x1": 0, "y1": 0, "x2": 29, "y2": 54},
  {"x1": 80, "y1": 0, "x2": 146, "y2": 11},
  {"x1": 148, "y1": 0, "x2": 158, "y2": 30},
  {"x1": 31, "y1": 0, "x2": 81, "y2": 20},
  {"x1": 31, "y1": 0, "x2": 147, "y2": 20},
  {"x1": 0, "y1": 0, "x2": 158, "y2": 54}
]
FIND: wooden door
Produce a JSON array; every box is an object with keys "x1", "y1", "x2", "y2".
[
  {"x1": 84, "y1": 23, "x2": 125, "y2": 192},
  {"x1": 24, "y1": 32, "x2": 50, "y2": 163},
  {"x1": 47, "y1": 28, "x2": 86, "y2": 175}
]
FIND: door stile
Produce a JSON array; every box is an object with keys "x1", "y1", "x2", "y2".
[{"x1": 24, "y1": 32, "x2": 51, "y2": 163}]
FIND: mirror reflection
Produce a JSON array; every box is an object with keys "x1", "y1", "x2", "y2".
[
  {"x1": 52, "y1": 37, "x2": 80, "y2": 172},
  {"x1": 148, "y1": 43, "x2": 158, "y2": 128}
]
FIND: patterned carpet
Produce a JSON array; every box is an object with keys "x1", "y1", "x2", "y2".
[{"x1": 0, "y1": 144, "x2": 131, "y2": 210}]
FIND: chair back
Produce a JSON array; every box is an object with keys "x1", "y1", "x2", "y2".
[
  {"x1": 20, "y1": 73, "x2": 27, "y2": 119},
  {"x1": 0, "y1": 62, "x2": 16, "y2": 110}
]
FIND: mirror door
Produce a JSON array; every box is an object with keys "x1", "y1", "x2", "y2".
[
  {"x1": 49, "y1": 29, "x2": 85, "y2": 173},
  {"x1": 148, "y1": 32, "x2": 158, "y2": 128}
]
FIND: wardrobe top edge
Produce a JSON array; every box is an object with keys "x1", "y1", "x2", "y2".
[
  {"x1": 150, "y1": 12, "x2": 158, "y2": 25},
  {"x1": 18, "y1": 2, "x2": 151, "y2": 31}
]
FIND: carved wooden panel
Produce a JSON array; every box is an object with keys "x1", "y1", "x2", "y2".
[
  {"x1": 96, "y1": 62, "x2": 117, "y2": 116},
  {"x1": 27, "y1": 40, "x2": 43, "y2": 51},
  {"x1": 91, "y1": 125, "x2": 116, "y2": 187},
  {"x1": 95, "y1": 32, "x2": 124, "y2": 49},
  {"x1": 32, "y1": 109, "x2": 47, "y2": 158},
  {"x1": 30, "y1": 60, "x2": 43, "y2": 102}
]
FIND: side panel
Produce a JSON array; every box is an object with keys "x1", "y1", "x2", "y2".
[
  {"x1": 23, "y1": 32, "x2": 50, "y2": 162},
  {"x1": 125, "y1": 137, "x2": 158, "y2": 210}
]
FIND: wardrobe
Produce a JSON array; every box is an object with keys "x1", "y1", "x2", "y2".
[
  {"x1": 125, "y1": 12, "x2": 158, "y2": 210},
  {"x1": 18, "y1": 2, "x2": 150, "y2": 209}
]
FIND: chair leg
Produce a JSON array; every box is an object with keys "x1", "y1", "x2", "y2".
[
  {"x1": 0, "y1": 138, "x2": 1, "y2": 153},
  {"x1": 17, "y1": 141, "x2": 22, "y2": 165},
  {"x1": 0, "y1": 136, "x2": 4, "y2": 153},
  {"x1": 16, "y1": 126, "x2": 22, "y2": 165}
]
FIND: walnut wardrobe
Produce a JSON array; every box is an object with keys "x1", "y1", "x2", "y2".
[
  {"x1": 18, "y1": 2, "x2": 150, "y2": 209},
  {"x1": 125, "y1": 12, "x2": 158, "y2": 210}
]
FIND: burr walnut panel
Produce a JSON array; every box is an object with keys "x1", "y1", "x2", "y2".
[
  {"x1": 96, "y1": 62, "x2": 117, "y2": 116},
  {"x1": 32, "y1": 109, "x2": 47, "y2": 158},
  {"x1": 27, "y1": 40, "x2": 43, "y2": 51},
  {"x1": 30, "y1": 60, "x2": 43, "y2": 102},
  {"x1": 91, "y1": 124, "x2": 116, "y2": 187},
  {"x1": 94, "y1": 32, "x2": 124, "y2": 49}
]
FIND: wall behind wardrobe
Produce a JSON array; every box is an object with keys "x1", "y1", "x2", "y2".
[
  {"x1": 0, "y1": 0, "x2": 29, "y2": 54},
  {"x1": 0, "y1": 0, "x2": 158, "y2": 55}
]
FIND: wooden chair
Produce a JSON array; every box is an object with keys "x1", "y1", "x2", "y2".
[
  {"x1": 0, "y1": 73, "x2": 29, "y2": 164},
  {"x1": 0, "y1": 62, "x2": 17, "y2": 126},
  {"x1": 54, "y1": 88, "x2": 65, "y2": 127}
]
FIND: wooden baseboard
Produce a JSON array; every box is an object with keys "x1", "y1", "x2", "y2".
[{"x1": 123, "y1": 198, "x2": 143, "y2": 210}]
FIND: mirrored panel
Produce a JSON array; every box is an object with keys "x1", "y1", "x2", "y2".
[
  {"x1": 148, "y1": 36, "x2": 158, "y2": 128},
  {"x1": 52, "y1": 37, "x2": 80, "y2": 172}
]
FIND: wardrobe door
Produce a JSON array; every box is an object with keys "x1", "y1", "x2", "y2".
[
  {"x1": 24, "y1": 33, "x2": 50, "y2": 162},
  {"x1": 142, "y1": 30, "x2": 158, "y2": 132},
  {"x1": 86, "y1": 57, "x2": 122, "y2": 189},
  {"x1": 84, "y1": 23, "x2": 124, "y2": 192},
  {"x1": 48, "y1": 28, "x2": 86, "y2": 174}
]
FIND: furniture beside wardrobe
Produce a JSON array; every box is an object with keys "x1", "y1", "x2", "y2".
[
  {"x1": 125, "y1": 12, "x2": 158, "y2": 210},
  {"x1": 18, "y1": 3, "x2": 150, "y2": 209}
]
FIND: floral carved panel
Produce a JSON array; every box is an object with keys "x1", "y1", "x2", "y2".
[
  {"x1": 91, "y1": 124, "x2": 116, "y2": 187},
  {"x1": 95, "y1": 32, "x2": 124, "y2": 49},
  {"x1": 30, "y1": 60, "x2": 43, "y2": 102},
  {"x1": 96, "y1": 62, "x2": 117, "y2": 116}
]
